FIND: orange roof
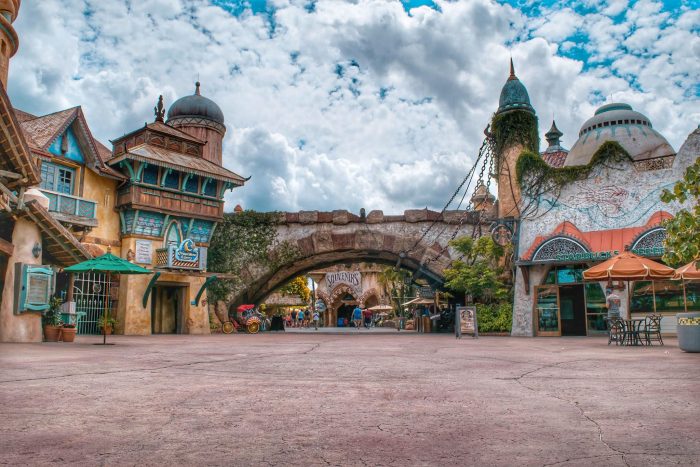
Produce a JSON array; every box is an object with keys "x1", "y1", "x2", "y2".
[{"x1": 522, "y1": 211, "x2": 673, "y2": 261}]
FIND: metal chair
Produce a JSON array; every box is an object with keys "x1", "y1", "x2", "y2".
[
  {"x1": 643, "y1": 314, "x2": 664, "y2": 346},
  {"x1": 605, "y1": 317, "x2": 624, "y2": 346}
]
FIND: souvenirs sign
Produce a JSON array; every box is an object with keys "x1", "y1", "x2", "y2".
[
  {"x1": 134, "y1": 240, "x2": 152, "y2": 264},
  {"x1": 326, "y1": 271, "x2": 362, "y2": 295}
]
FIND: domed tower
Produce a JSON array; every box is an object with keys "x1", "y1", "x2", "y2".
[
  {"x1": 470, "y1": 180, "x2": 496, "y2": 214},
  {"x1": 491, "y1": 59, "x2": 538, "y2": 219},
  {"x1": 0, "y1": 0, "x2": 21, "y2": 88},
  {"x1": 166, "y1": 82, "x2": 226, "y2": 165}
]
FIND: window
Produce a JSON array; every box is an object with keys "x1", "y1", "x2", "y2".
[
  {"x1": 142, "y1": 165, "x2": 159, "y2": 185},
  {"x1": 203, "y1": 179, "x2": 217, "y2": 197},
  {"x1": 165, "y1": 222, "x2": 181, "y2": 246},
  {"x1": 630, "y1": 280, "x2": 684, "y2": 314},
  {"x1": 685, "y1": 282, "x2": 700, "y2": 312},
  {"x1": 163, "y1": 170, "x2": 179, "y2": 189},
  {"x1": 40, "y1": 162, "x2": 74, "y2": 194},
  {"x1": 585, "y1": 282, "x2": 607, "y2": 332},
  {"x1": 184, "y1": 175, "x2": 199, "y2": 193}
]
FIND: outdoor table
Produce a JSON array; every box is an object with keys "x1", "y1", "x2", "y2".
[{"x1": 621, "y1": 318, "x2": 647, "y2": 346}]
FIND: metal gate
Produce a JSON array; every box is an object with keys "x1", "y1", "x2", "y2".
[{"x1": 73, "y1": 273, "x2": 118, "y2": 335}]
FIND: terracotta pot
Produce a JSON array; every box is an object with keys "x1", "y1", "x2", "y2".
[
  {"x1": 60, "y1": 327, "x2": 77, "y2": 343},
  {"x1": 43, "y1": 325, "x2": 61, "y2": 342},
  {"x1": 100, "y1": 326, "x2": 113, "y2": 335}
]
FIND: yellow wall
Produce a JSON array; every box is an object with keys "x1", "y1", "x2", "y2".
[{"x1": 80, "y1": 169, "x2": 122, "y2": 256}]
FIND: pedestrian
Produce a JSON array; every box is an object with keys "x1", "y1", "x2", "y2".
[
  {"x1": 292, "y1": 311, "x2": 298, "y2": 328},
  {"x1": 298, "y1": 309, "x2": 305, "y2": 328},
  {"x1": 352, "y1": 305, "x2": 363, "y2": 329},
  {"x1": 363, "y1": 308, "x2": 373, "y2": 328},
  {"x1": 313, "y1": 310, "x2": 320, "y2": 330},
  {"x1": 605, "y1": 287, "x2": 621, "y2": 318}
]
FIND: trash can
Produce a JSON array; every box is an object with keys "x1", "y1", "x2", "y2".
[{"x1": 677, "y1": 313, "x2": 700, "y2": 352}]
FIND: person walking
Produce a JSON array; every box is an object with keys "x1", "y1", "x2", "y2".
[
  {"x1": 291, "y1": 311, "x2": 298, "y2": 328},
  {"x1": 297, "y1": 309, "x2": 304, "y2": 328},
  {"x1": 313, "y1": 310, "x2": 320, "y2": 330},
  {"x1": 352, "y1": 305, "x2": 363, "y2": 330},
  {"x1": 363, "y1": 308, "x2": 373, "y2": 329},
  {"x1": 605, "y1": 287, "x2": 622, "y2": 318}
]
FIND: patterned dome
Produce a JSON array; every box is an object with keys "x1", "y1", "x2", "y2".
[
  {"x1": 167, "y1": 82, "x2": 224, "y2": 125},
  {"x1": 496, "y1": 59, "x2": 535, "y2": 115},
  {"x1": 565, "y1": 103, "x2": 675, "y2": 166}
]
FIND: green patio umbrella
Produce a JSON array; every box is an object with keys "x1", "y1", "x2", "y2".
[{"x1": 64, "y1": 251, "x2": 151, "y2": 345}]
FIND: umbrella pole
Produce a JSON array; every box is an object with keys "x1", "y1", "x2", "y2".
[
  {"x1": 103, "y1": 272, "x2": 109, "y2": 345},
  {"x1": 683, "y1": 280, "x2": 688, "y2": 313}
]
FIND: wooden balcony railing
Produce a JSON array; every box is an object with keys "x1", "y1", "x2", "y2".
[
  {"x1": 41, "y1": 190, "x2": 98, "y2": 227},
  {"x1": 117, "y1": 184, "x2": 223, "y2": 220}
]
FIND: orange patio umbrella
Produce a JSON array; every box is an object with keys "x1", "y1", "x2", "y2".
[
  {"x1": 582, "y1": 252, "x2": 675, "y2": 281},
  {"x1": 674, "y1": 260, "x2": 700, "y2": 280}
]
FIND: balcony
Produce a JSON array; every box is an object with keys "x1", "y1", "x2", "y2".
[
  {"x1": 155, "y1": 243, "x2": 207, "y2": 271},
  {"x1": 117, "y1": 184, "x2": 223, "y2": 220},
  {"x1": 41, "y1": 190, "x2": 98, "y2": 228}
]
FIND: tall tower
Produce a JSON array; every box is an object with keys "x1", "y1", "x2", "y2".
[
  {"x1": 0, "y1": 0, "x2": 20, "y2": 88},
  {"x1": 166, "y1": 82, "x2": 226, "y2": 165},
  {"x1": 492, "y1": 59, "x2": 538, "y2": 219}
]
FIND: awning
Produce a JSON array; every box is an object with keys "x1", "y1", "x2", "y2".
[
  {"x1": 19, "y1": 199, "x2": 92, "y2": 266},
  {"x1": 401, "y1": 297, "x2": 435, "y2": 306}
]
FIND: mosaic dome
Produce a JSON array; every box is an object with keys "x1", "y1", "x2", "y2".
[
  {"x1": 565, "y1": 103, "x2": 675, "y2": 166},
  {"x1": 496, "y1": 60, "x2": 535, "y2": 115},
  {"x1": 167, "y1": 82, "x2": 224, "y2": 125}
]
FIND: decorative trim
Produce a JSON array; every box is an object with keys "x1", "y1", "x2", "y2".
[
  {"x1": 191, "y1": 275, "x2": 218, "y2": 306},
  {"x1": 531, "y1": 236, "x2": 589, "y2": 262}
]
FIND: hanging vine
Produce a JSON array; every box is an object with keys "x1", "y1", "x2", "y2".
[
  {"x1": 515, "y1": 141, "x2": 631, "y2": 218},
  {"x1": 207, "y1": 210, "x2": 301, "y2": 302},
  {"x1": 491, "y1": 111, "x2": 539, "y2": 167}
]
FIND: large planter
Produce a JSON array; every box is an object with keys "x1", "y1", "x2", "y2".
[
  {"x1": 60, "y1": 327, "x2": 77, "y2": 343},
  {"x1": 43, "y1": 325, "x2": 61, "y2": 342},
  {"x1": 677, "y1": 312, "x2": 700, "y2": 353}
]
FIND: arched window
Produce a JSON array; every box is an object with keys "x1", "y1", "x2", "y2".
[
  {"x1": 532, "y1": 237, "x2": 589, "y2": 262},
  {"x1": 165, "y1": 221, "x2": 182, "y2": 246}
]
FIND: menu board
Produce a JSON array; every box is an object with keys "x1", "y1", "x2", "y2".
[
  {"x1": 456, "y1": 306, "x2": 478, "y2": 338},
  {"x1": 134, "y1": 240, "x2": 152, "y2": 264}
]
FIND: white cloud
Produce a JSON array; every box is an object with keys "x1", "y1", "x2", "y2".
[{"x1": 9, "y1": 0, "x2": 699, "y2": 214}]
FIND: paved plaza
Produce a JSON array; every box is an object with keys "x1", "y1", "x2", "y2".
[{"x1": 1, "y1": 334, "x2": 699, "y2": 466}]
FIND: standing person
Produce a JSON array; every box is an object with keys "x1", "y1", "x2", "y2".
[
  {"x1": 363, "y1": 308, "x2": 373, "y2": 329},
  {"x1": 292, "y1": 310, "x2": 298, "y2": 328},
  {"x1": 298, "y1": 309, "x2": 305, "y2": 328},
  {"x1": 605, "y1": 287, "x2": 622, "y2": 318},
  {"x1": 313, "y1": 310, "x2": 320, "y2": 330},
  {"x1": 352, "y1": 305, "x2": 363, "y2": 330}
]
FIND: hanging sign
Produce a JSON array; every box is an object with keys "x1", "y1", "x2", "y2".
[
  {"x1": 175, "y1": 238, "x2": 199, "y2": 263},
  {"x1": 134, "y1": 240, "x2": 152, "y2": 264}
]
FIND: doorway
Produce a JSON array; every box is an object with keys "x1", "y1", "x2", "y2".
[
  {"x1": 151, "y1": 285, "x2": 186, "y2": 334},
  {"x1": 559, "y1": 284, "x2": 586, "y2": 336}
]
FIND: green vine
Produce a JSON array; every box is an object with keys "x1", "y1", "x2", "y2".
[
  {"x1": 207, "y1": 210, "x2": 301, "y2": 302},
  {"x1": 491, "y1": 111, "x2": 539, "y2": 161},
  {"x1": 515, "y1": 141, "x2": 631, "y2": 216}
]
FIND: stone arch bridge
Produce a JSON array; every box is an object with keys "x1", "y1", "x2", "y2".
[{"x1": 228, "y1": 208, "x2": 489, "y2": 307}]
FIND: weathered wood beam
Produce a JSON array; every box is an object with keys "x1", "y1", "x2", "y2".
[
  {"x1": 0, "y1": 237, "x2": 13, "y2": 256},
  {"x1": 0, "y1": 169, "x2": 21, "y2": 180}
]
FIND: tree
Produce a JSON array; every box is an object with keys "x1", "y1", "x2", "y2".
[
  {"x1": 443, "y1": 236, "x2": 508, "y2": 303},
  {"x1": 661, "y1": 157, "x2": 700, "y2": 267},
  {"x1": 377, "y1": 266, "x2": 412, "y2": 317},
  {"x1": 279, "y1": 276, "x2": 311, "y2": 303}
]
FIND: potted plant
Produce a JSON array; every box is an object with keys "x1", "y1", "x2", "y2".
[
  {"x1": 99, "y1": 314, "x2": 117, "y2": 335},
  {"x1": 43, "y1": 297, "x2": 63, "y2": 342},
  {"x1": 60, "y1": 323, "x2": 77, "y2": 343}
]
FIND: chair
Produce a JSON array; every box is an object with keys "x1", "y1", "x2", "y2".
[
  {"x1": 605, "y1": 317, "x2": 624, "y2": 346},
  {"x1": 643, "y1": 315, "x2": 664, "y2": 346}
]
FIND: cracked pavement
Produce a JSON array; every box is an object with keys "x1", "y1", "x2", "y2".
[{"x1": 0, "y1": 334, "x2": 698, "y2": 466}]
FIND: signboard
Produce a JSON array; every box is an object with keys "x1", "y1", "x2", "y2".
[
  {"x1": 418, "y1": 285, "x2": 434, "y2": 298},
  {"x1": 326, "y1": 271, "x2": 362, "y2": 295},
  {"x1": 175, "y1": 239, "x2": 199, "y2": 263},
  {"x1": 455, "y1": 305, "x2": 478, "y2": 339},
  {"x1": 134, "y1": 240, "x2": 152, "y2": 264}
]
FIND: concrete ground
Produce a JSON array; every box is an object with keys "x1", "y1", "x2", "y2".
[{"x1": 0, "y1": 334, "x2": 698, "y2": 467}]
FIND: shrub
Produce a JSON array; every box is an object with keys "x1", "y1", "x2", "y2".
[{"x1": 476, "y1": 302, "x2": 512, "y2": 333}]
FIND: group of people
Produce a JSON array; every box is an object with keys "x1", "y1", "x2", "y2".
[
  {"x1": 351, "y1": 306, "x2": 375, "y2": 329},
  {"x1": 286, "y1": 308, "x2": 320, "y2": 330}
]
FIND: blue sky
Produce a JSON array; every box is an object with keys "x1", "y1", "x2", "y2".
[{"x1": 9, "y1": 0, "x2": 700, "y2": 213}]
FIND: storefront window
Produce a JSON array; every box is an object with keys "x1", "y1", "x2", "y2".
[
  {"x1": 556, "y1": 266, "x2": 584, "y2": 284},
  {"x1": 585, "y1": 282, "x2": 607, "y2": 332},
  {"x1": 630, "y1": 281, "x2": 654, "y2": 313},
  {"x1": 654, "y1": 280, "x2": 685, "y2": 313},
  {"x1": 536, "y1": 285, "x2": 559, "y2": 334},
  {"x1": 685, "y1": 282, "x2": 700, "y2": 311},
  {"x1": 544, "y1": 269, "x2": 556, "y2": 284}
]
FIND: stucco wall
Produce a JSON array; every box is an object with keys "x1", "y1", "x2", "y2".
[{"x1": 81, "y1": 170, "x2": 121, "y2": 255}]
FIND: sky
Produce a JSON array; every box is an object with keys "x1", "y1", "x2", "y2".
[{"x1": 9, "y1": 0, "x2": 700, "y2": 214}]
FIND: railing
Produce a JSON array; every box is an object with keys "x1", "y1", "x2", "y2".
[
  {"x1": 41, "y1": 190, "x2": 97, "y2": 225},
  {"x1": 116, "y1": 184, "x2": 222, "y2": 220}
]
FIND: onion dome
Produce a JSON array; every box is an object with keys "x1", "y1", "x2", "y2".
[
  {"x1": 167, "y1": 82, "x2": 224, "y2": 125},
  {"x1": 496, "y1": 59, "x2": 535, "y2": 115},
  {"x1": 565, "y1": 103, "x2": 675, "y2": 166}
]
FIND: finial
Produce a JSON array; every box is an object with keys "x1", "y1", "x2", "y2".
[
  {"x1": 508, "y1": 57, "x2": 516, "y2": 80},
  {"x1": 545, "y1": 120, "x2": 563, "y2": 148},
  {"x1": 154, "y1": 95, "x2": 165, "y2": 122},
  {"x1": 195, "y1": 81, "x2": 201, "y2": 96}
]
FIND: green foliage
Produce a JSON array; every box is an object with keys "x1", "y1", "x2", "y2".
[
  {"x1": 44, "y1": 297, "x2": 63, "y2": 326},
  {"x1": 378, "y1": 267, "x2": 412, "y2": 317},
  {"x1": 491, "y1": 111, "x2": 539, "y2": 160},
  {"x1": 444, "y1": 236, "x2": 508, "y2": 303},
  {"x1": 477, "y1": 302, "x2": 513, "y2": 333},
  {"x1": 207, "y1": 210, "x2": 301, "y2": 302},
  {"x1": 661, "y1": 157, "x2": 700, "y2": 267},
  {"x1": 99, "y1": 314, "x2": 117, "y2": 329},
  {"x1": 279, "y1": 276, "x2": 312, "y2": 303}
]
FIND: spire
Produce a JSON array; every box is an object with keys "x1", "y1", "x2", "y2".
[
  {"x1": 195, "y1": 81, "x2": 201, "y2": 96},
  {"x1": 545, "y1": 120, "x2": 563, "y2": 148},
  {"x1": 508, "y1": 57, "x2": 516, "y2": 81},
  {"x1": 154, "y1": 95, "x2": 165, "y2": 122}
]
